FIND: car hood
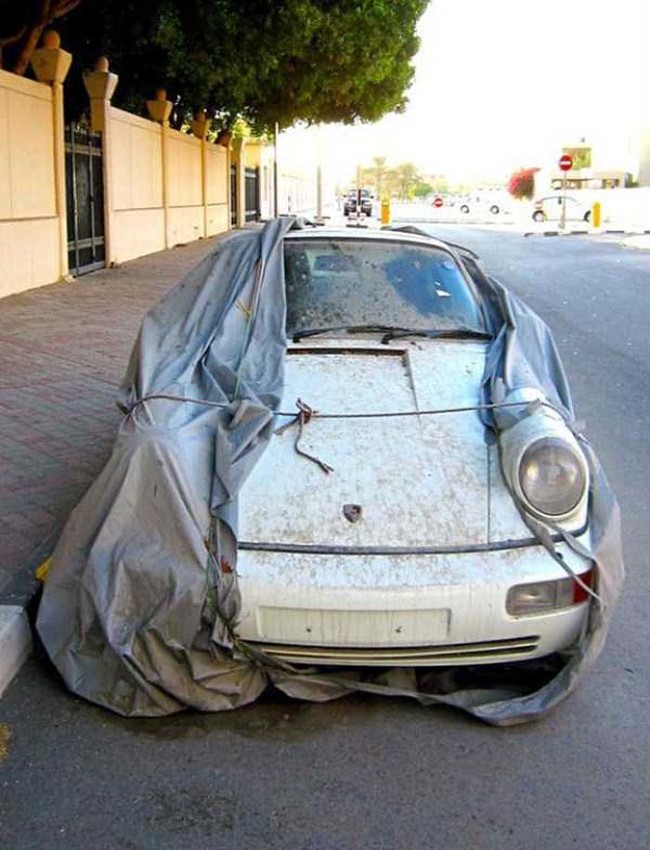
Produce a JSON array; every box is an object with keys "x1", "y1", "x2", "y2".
[{"x1": 238, "y1": 339, "x2": 503, "y2": 549}]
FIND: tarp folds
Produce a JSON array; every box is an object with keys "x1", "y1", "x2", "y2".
[{"x1": 36, "y1": 219, "x2": 623, "y2": 725}]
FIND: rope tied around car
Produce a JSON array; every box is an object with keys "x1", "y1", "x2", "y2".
[
  {"x1": 123, "y1": 393, "x2": 591, "y2": 513},
  {"x1": 275, "y1": 398, "x2": 334, "y2": 474},
  {"x1": 122, "y1": 393, "x2": 601, "y2": 604},
  {"x1": 123, "y1": 393, "x2": 564, "y2": 421},
  {"x1": 123, "y1": 394, "x2": 575, "y2": 478}
]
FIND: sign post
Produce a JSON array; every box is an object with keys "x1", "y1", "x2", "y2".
[
  {"x1": 558, "y1": 153, "x2": 573, "y2": 230},
  {"x1": 356, "y1": 164, "x2": 362, "y2": 224},
  {"x1": 315, "y1": 124, "x2": 323, "y2": 223},
  {"x1": 273, "y1": 122, "x2": 279, "y2": 217},
  {"x1": 347, "y1": 163, "x2": 368, "y2": 228}
]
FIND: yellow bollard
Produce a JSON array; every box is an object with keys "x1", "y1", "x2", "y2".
[
  {"x1": 381, "y1": 198, "x2": 391, "y2": 225},
  {"x1": 592, "y1": 201, "x2": 601, "y2": 229}
]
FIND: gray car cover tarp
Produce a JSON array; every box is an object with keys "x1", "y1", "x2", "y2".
[{"x1": 36, "y1": 218, "x2": 624, "y2": 725}]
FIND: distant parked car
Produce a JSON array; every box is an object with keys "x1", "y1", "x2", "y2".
[
  {"x1": 458, "y1": 195, "x2": 503, "y2": 215},
  {"x1": 344, "y1": 189, "x2": 373, "y2": 217},
  {"x1": 532, "y1": 195, "x2": 592, "y2": 223}
]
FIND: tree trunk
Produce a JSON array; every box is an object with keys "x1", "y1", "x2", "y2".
[{"x1": 11, "y1": 24, "x2": 46, "y2": 76}]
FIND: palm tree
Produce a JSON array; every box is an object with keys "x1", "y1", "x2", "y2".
[
  {"x1": 388, "y1": 162, "x2": 420, "y2": 200},
  {"x1": 362, "y1": 156, "x2": 388, "y2": 198}
]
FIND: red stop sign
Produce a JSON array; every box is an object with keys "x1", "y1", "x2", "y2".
[
  {"x1": 433, "y1": 196, "x2": 443, "y2": 208},
  {"x1": 559, "y1": 154, "x2": 573, "y2": 171}
]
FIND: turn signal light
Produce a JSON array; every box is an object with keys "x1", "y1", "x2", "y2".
[{"x1": 507, "y1": 568, "x2": 594, "y2": 616}]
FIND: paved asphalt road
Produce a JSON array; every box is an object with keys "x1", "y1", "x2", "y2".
[{"x1": 1, "y1": 227, "x2": 648, "y2": 849}]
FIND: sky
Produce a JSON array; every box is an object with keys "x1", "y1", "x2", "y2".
[{"x1": 279, "y1": 0, "x2": 649, "y2": 187}]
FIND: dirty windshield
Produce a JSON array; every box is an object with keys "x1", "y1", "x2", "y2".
[{"x1": 284, "y1": 238, "x2": 486, "y2": 337}]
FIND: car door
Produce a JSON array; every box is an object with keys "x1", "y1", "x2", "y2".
[{"x1": 544, "y1": 196, "x2": 564, "y2": 221}]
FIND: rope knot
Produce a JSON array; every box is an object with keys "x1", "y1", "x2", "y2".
[
  {"x1": 296, "y1": 398, "x2": 316, "y2": 424},
  {"x1": 276, "y1": 398, "x2": 333, "y2": 474}
]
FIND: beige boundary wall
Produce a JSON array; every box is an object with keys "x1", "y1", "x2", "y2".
[
  {"x1": 0, "y1": 39, "x2": 233, "y2": 299},
  {"x1": 107, "y1": 106, "x2": 230, "y2": 265},
  {"x1": 0, "y1": 69, "x2": 62, "y2": 299},
  {"x1": 0, "y1": 35, "x2": 319, "y2": 302}
]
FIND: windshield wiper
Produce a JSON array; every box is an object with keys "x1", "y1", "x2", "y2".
[
  {"x1": 291, "y1": 325, "x2": 492, "y2": 345},
  {"x1": 292, "y1": 324, "x2": 417, "y2": 342},
  {"x1": 381, "y1": 328, "x2": 493, "y2": 344}
]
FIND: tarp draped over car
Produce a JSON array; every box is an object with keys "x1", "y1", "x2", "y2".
[{"x1": 36, "y1": 218, "x2": 623, "y2": 725}]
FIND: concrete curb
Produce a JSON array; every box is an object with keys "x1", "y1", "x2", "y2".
[
  {"x1": 524, "y1": 229, "x2": 589, "y2": 237},
  {"x1": 0, "y1": 535, "x2": 55, "y2": 698},
  {"x1": 524, "y1": 228, "x2": 650, "y2": 238},
  {"x1": 389, "y1": 217, "x2": 650, "y2": 239},
  {"x1": 622, "y1": 235, "x2": 650, "y2": 250},
  {"x1": 0, "y1": 606, "x2": 32, "y2": 697}
]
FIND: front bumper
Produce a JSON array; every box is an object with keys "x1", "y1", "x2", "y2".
[{"x1": 235, "y1": 539, "x2": 592, "y2": 666}]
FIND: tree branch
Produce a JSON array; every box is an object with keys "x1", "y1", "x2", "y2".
[
  {"x1": 11, "y1": 24, "x2": 47, "y2": 75},
  {"x1": 0, "y1": 25, "x2": 27, "y2": 70},
  {"x1": 52, "y1": 0, "x2": 83, "y2": 21},
  {"x1": 7, "y1": 0, "x2": 83, "y2": 76},
  {"x1": 0, "y1": 26, "x2": 27, "y2": 49}
]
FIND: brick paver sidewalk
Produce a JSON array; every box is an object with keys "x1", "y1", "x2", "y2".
[{"x1": 0, "y1": 235, "x2": 230, "y2": 604}]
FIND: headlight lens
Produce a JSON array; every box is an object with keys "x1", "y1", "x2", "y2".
[{"x1": 518, "y1": 437, "x2": 586, "y2": 517}]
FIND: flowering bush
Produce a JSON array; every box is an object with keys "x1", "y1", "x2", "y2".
[{"x1": 508, "y1": 167, "x2": 539, "y2": 200}]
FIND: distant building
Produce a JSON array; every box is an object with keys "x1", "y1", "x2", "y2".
[
  {"x1": 638, "y1": 129, "x2": 650, "y2": 187},
  {"x1": 536, "y1": 135, "x2": 645, "y2": 193},
  {"x1": 550, "y1": 170, "x2": 630, "y2": 190}
]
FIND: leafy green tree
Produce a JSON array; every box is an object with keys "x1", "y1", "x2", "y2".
[
  {"x1": 388, "y1": 162, "x2": 420, "y2": 199},
  {"x1": 15, "y1": 0, "x2": 428, "y2": 132},
  {"x1": 412, "y1": 181, "x2": 433, "y2": 198},
  {"x1": 361, "y1": 156, "x2": 389, "y2": 199},
  {"x1": 430, "y1": 175, "x2": 449, "y2": 194}
]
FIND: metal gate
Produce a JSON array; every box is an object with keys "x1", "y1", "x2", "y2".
[
  {"x1": 65, "y1": 124, "x2": 105, "y2": 276},
  {"x1": 230, "y1": 164, "x2": 237, "y2": 226},
  {"x1": 245, "y1": 166, "x2": 260, "y2": 222}
]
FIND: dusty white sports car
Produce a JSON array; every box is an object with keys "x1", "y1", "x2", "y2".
[
  {"x1": 40, "y1": 220, "x2": 620, "y2": 722},
  {"x1": 233, "y1": 228, "x2": 594, "y2": 667}
]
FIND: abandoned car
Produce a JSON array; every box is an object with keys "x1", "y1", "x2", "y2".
[
  {"x1": 37, "y1": 221, "x2": 619, "y2": 721},
  {"x1": 233, "y1": 228, "x2": 595, "y2": 666}
]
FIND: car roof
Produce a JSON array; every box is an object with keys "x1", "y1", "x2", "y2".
[{"x1": 284, "y1": 226, "x2": 463, "y2": 255}]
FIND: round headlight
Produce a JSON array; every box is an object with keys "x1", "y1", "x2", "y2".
[{"x1": 518, "y1": 437, "x2": 586, "y2": 517}]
